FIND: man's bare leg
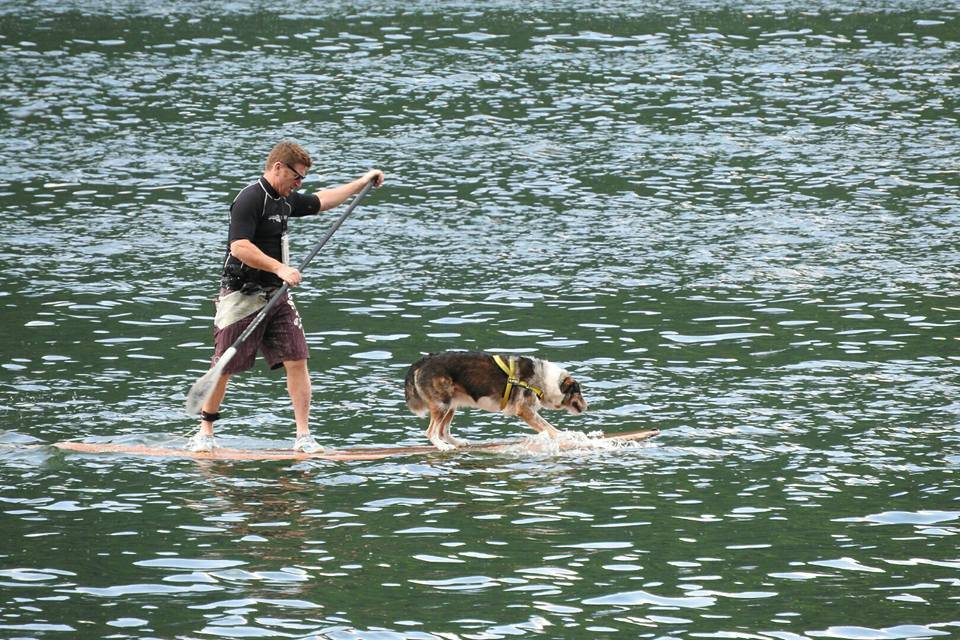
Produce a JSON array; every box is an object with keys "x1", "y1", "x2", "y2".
[
  {"x1": 283, "y1": 359, "x2": 312, "y2": 438},
  {"x1": 198, "y1": 373, "x2": 231, "y2": 436}
]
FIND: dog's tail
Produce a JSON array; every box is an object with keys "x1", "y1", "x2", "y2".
[{"x1": 404, "y1": 354, "x2": 432, "y2": 416}]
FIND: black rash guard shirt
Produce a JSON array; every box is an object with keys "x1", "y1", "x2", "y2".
[{"x1": 220, "y1": 176, "x2": 321, "y2": 290}]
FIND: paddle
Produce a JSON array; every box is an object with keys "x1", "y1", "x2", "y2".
[{"x1": 184, "y1": 177, "x2": 377, "y2": 416}]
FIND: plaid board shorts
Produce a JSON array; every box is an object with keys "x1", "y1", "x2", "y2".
[{"x1": 212, "y1": 289, "x2": 309, "y2": 374}]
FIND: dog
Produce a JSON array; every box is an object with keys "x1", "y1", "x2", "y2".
[{"x1": 404, "y1": 351, "x2": 588, "y2": 450}]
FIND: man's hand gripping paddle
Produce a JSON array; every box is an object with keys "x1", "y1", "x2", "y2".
[{"x1": 184, "y1": 178, "x2": 377, "y2": 416}]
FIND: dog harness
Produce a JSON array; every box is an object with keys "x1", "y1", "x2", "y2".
[{"x1": 493, "y1": 355, "x2": 544, "y2": 410}]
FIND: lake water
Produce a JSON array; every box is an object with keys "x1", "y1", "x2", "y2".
[{"x1": 1, "y1": 1, "x2": 958, "y2": 638}]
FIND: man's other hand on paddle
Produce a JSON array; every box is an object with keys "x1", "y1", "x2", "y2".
[
  {"x1": 228, "y1": 239, "x2": 303, "y2": 287},
  {"x1": 274, "y1": 265, "x2": 302, "y2": 287}
]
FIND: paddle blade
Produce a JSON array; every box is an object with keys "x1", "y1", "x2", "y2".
[{"x1": 184, "y1": 347, "x2": 235, "y2": 415}]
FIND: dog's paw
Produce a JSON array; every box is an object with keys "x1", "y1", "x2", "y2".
[
  {"x1": 444, "y1": 436, "x2": 468, "y2": 447},
  {"x1": 431, "y1": 440, "x2": 456, "y2": 452}
]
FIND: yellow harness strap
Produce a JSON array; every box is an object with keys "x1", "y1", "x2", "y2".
[{"x1": 493, "y1": 355, "x2": 544, "y2": 410}]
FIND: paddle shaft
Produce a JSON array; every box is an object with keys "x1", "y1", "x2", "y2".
[{"x1": 225, "y1": 178, "x2": 376, "y2": 349}]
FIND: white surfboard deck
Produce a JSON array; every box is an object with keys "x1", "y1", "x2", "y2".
[{"x1": 52, "y1": 429, "x2": 659, "y2": 461}]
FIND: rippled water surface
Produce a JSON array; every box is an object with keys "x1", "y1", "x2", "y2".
[{"x1": 1, "y1": 1, "x2": 958, "y2": 638}]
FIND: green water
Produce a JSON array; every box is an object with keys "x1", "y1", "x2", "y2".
[{"x1": 1, "y1": 2, "x2": 958, "y2": 639}]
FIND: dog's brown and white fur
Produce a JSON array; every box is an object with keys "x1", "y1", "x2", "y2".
[{"x1": 404, "y1": 351, "x2": 588, "y2": 450}]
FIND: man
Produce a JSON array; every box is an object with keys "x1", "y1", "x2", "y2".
[{"x1": 191, "y1": 141, "x2": 385, "y2": 452}]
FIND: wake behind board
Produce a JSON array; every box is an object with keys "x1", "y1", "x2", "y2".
[{"x1": 52, "y1": 429, "x2": 659, "y2": 462}]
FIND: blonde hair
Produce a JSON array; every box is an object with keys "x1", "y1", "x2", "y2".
[{"x1": 265, "y1": 141, "x2": 312, "y2": 171}]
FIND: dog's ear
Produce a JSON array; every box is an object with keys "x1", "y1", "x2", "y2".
[{"x1": 560, "y1": 376, "x2": 581, "y2": 397}]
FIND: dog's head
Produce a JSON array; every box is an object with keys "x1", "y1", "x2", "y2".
[{"x1": 558, "y1": 375, "x2": 587, "y2": 415}]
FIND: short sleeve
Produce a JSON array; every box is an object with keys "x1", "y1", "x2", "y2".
[
  {"x1": 289, "y1": 191, "x2": 321, "y2": 218},
  {"x1": 228, "y1": 185, "x2": 262, "y2": 243}
]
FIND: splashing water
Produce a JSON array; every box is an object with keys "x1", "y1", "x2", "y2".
[{"x1": 500, "y1": 429, "x2": 652, "y2": 456}]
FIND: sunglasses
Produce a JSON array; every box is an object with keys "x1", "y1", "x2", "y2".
[{"x1": 284, "y1": 163, "x2": 306, "y2": 182}]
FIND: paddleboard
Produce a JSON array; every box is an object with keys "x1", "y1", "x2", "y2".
[{"x1": 52, "y1": 429, "x2": 659, "y2": 462}]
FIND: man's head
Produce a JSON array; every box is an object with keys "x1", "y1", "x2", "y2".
[{"x1": 264, "y1": 141, "x2": 312, "y2": 196}]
